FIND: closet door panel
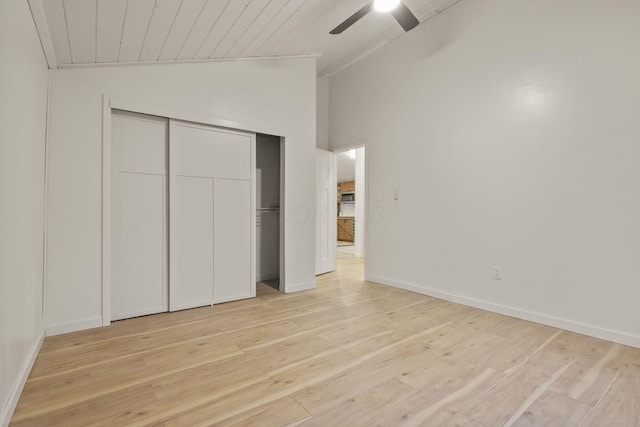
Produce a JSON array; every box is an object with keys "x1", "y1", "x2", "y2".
[
  {"x1": 169, "y1": 119, "x2": 255, "y2": 311},
  {"x1": 112, "y1": 173, "x2": 166, "y2": 319},
  {"x1": 113, "y1": 116, "x2": 167, "y2": 173},
  {"x1": 214, "y1": 179, "x2": 252, "y2": 303},
  {"x1": 111, "y1": 111, "x2": 168, "y2": 321},
  {"x1": 169, "y1": 176, "x2": 214, "y2": 311},
  {"x1": 171, "y1": 122, "x2": 251, "y2": 180}
]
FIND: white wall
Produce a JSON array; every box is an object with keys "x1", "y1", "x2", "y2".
[
  {"x1": 0, "y1": 0, "x2": 48, "y2": 424},
  {"x1": 316, "y1": 76, "x2": 330, "y2": 150},
  {"x1": 336, "y1": 151, "x2": 356, "y2": 182},
  {"x1": 46, "y1": 58, "x2": 317, "y2": 335},
  {"x1": 331, "y1": 0, "x2": 640, "y2": 347},
  {"x1": 341, "y1": 203, "x2": 355, "y2": 218}
]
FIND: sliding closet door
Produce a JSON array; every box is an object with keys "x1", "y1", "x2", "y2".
[
  {"x1": 169, "y1": 120, "x2": 256, "y2": 311},
  {"x1": 111, "y1": 111, "x2": 168, "y2": 320}
]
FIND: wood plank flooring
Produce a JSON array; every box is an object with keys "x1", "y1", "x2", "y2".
[{"x1": 11, "y1": 254, "x2": 640, "y2": 426}]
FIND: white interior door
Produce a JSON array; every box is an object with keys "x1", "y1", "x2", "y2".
[
  {"x1": 316, "y1": 148, "x2": 337, "y2": 275},
  {"x1": 111, "y1": 111, "x2": 168, "y2": 321},
  {"x1": 169, "y1": 120, "x2": 256, "y2": 311}
]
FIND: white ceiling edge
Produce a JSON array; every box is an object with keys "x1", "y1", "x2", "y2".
[
  {"x1": 319, "y1": 0, "x2": 465, "y2": 77},
  {"x1": 28, "y1": 0, "x2": 58, "y2": 69},
  {"x1": 55, "y1": 54, "x2": 322, "y2": 70}
]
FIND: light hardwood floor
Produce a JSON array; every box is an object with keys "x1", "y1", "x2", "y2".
[{"x1": 12, "y1": 254, "x2": 640, "y2": 426}]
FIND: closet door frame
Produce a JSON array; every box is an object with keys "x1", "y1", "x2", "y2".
[{"x1": 102, "y1": 97, "x2": 268, "y2": 327}]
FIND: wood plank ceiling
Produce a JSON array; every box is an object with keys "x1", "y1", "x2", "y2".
[{"x1": 37, "y1": 0, "x2": 461, "y2": 75}]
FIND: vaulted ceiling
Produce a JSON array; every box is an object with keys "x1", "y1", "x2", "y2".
[{"x1": 33, "y1": 0, "x2": 460, "y2": 75}]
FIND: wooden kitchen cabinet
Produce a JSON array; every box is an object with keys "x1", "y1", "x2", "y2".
[
  {"x1": 337, "y1": 217, "x2": 354, "y2": 242},
  {"x1": 339, "y1": 181, "x2": 355, "y2": 193}
]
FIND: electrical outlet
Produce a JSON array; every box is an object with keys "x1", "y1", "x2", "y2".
[{"x1": 492, "y1": 266, "x2": 503, "y2": 280}]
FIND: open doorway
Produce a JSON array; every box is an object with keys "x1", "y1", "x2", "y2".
[
  {"x1": 335, "y1": 147, "x2": 365, "y2": 272},
  {"x1": 315, "y1": 145, "x2": 366, "y2": 279},
  {"x1": 256, "y1": 134, "x2": 283, "y2": 292}
]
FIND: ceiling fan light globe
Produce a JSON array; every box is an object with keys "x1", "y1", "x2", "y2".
[{"x1": 373, "y1": 0, "x2": 401, "y2": 12}]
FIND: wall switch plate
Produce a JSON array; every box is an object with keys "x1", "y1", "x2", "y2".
[{"x1": 492, "y1": 266, "x2": 503, "y2": 280}]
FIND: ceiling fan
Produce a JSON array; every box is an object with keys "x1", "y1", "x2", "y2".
[{"x1": 330, "y1": 0, "x2": 420, "y2": 35}]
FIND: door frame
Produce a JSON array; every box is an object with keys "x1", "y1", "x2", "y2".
[
  {"x1": 333, "y1": 142, "x2": 369, "y2": 279},
  {"x1": 315, "y1": 148, "x2": 338, "y2": 275},
  {"x1": 101, "y1": 96, "x2": 287, "y2": 326}
]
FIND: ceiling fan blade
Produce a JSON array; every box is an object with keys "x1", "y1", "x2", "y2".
[
  {"x1": 391, "y1": 1, "x2": 419, "y2": 32},
  {"x1": 330, "y1": 2, "x2": 374, "y2": 35}
]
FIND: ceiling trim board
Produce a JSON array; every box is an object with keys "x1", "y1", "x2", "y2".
[
  {"x1": 214, "y1": 0, "x2": 274, "y2": 59},
  {"x1": 136, "y1": 1, "x2": 157, "y2": 61},
  {"x1": 225, "y1": 0, "x2": 287, "y2": 58},
  {"x1": 156, "y1": 0, "x2": 185, "y2": 61},
  {"x1": 117, "y1": 0, "x2": 155, "y2": 62},
  {"x1": 235, "y1": 0, "x2": 299, "y2": 57},
  {"x1": 40, "y1": 0, "x2": 72, "y2": 63},
  {"x1": 220, "y1": 0, "x2": 275, "y2": 58},
  {"x1": 193, "y1": 0, "x2": 252, "y2": 60},
  {"x1": 116, "y1": 0, "x2": 130, "y2": 63},
  {"x1": 64, "y1": 0, "x2": 98, "y2": 63},
  {"x1": 94, "y1": 0, "x2": 132, "y2": 63},
  {"x1": 248, "y1": 0, "x2": 311, "y2": 57},
  {"x1": 158, "y1": 0, "x2": 207, "y2": 61},
  {"x1": 62, "y1": 0, "x2": 74, "y2": 63},
  {"x1": 28, "y1": 0, "x2": 59, "y2": 68},
  {"x1": 206, "y1": 0, "x2": 254, "y2": 59},
  {"x1": 55, "y1": 53, "x2": 321, "y2": 69},
  {"x1": 175, "y1": 0, "x2": 211, "y2": 60}
]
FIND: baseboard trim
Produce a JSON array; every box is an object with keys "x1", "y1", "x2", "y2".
[
  {"x1": 1, "y1": 330, "x2": 44, "y2": 427},
  {"x1": 45, "y1": 316, "x2": 103, "y2": 336},
  {"x1": 369, "y1": 275, "x2": 452, "y2": 302},
  {"x1": 214, "y1": 294, "x2": 254, "y2": 305},
  {"x1": 368, "y1": 275, "x2": 640, "y2": 349},
  {"x1": 286, "y1": 280, "x2": 317, "y2": 293},
  {"x1": 111, "y1": 306, "x2": 167, "y2": 322}
]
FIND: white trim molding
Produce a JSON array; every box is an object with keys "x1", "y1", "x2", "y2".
[
  {"x1": 46, "y1": 317, "x2": 103, "y2": 337},
  {"x1": 368, "y1": 275, "x2": 640, "y2": 349},
  {"x1": 101, "y1": 96, "x2": 112, "y2": 327},
  {"x1": 58, "y1": 54, "x2": 320, "y2": 70},
  {"x1": 108, "y1": 97, "x2": 285, "y2": 143},
  {"x1": 286, "y1": 281, "x2": 317, "y2": 293},
  {"x1": 27, "y1": 0, "x2": 58, "y2": 69}
]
